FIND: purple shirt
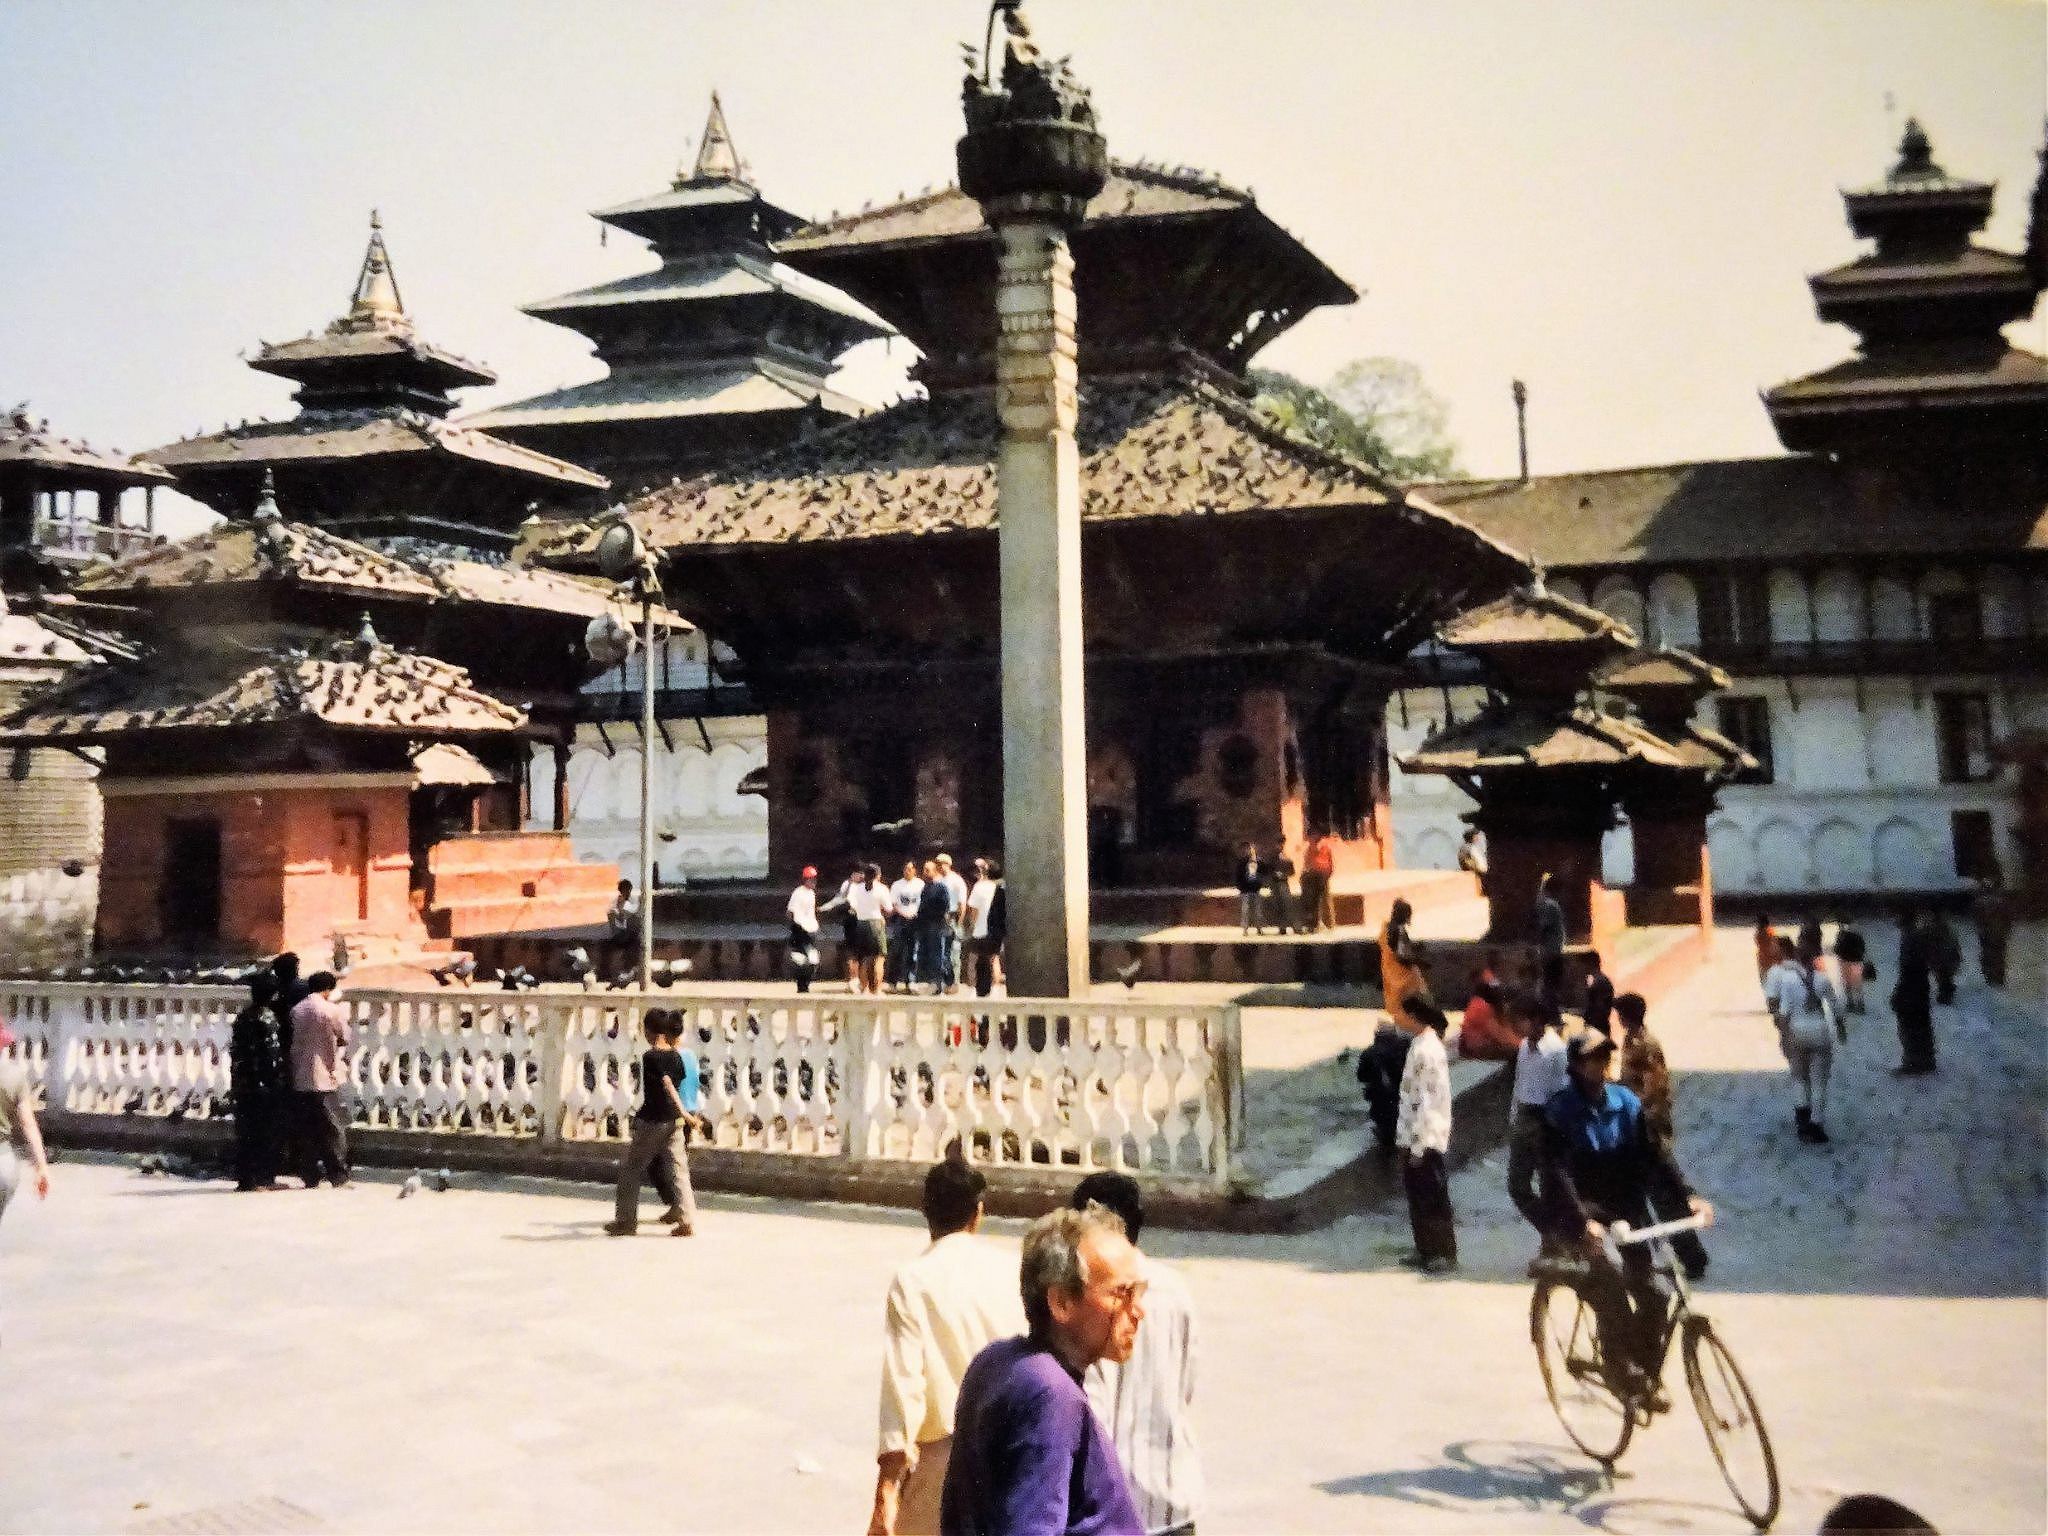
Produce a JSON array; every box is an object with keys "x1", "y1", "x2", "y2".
[{"x1": 941, "y1": 1335, "x2": 1142, "y2": 1536}]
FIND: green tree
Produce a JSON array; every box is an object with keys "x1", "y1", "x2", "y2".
[{"x1": 1251, "y1": 357, "x2": 1463, "y2": 481}]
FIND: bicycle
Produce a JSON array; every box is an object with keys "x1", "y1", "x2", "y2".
[{"x1": 1531, "y1": 1212, "x2": 1781, "y2": 1530}]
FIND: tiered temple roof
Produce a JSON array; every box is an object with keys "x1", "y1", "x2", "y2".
[
  {"x1": 470, "y1": 95, "x2": 889, "y2": 494},
  {"x1": 776, "y1": 162, "x2": 1354, "y2": 389},
  {"x1": 0, "y1": 409, "x2": 173, "y2": 489},
  {"x1": 1766, "y1": 119, "x2": 2048, "y2": 454},
  {"x1": 0, "y1": 628, "x2": 524, "y2": 746},
  {"x1": 147, "y1": 215, "x2": 605, "y2": 550}
]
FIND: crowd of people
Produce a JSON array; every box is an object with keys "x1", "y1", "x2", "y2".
[
  {"x1": 871, "y1": 1147, "x2": 1198, "y2": 1536},
  {"x1": 786, "y1": 853, "x2": 1007, "y2": 998},
  {"x1": 1230, "y1": 835, "x2": 1339, "y2": 934}
]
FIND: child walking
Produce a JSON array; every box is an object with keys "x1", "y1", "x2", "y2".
[{"x1": 606, "y1": 1008, "x2": 701, "y2": 1237}]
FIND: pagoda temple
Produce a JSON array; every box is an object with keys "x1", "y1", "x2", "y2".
[
  {"x1": 147, "y1": 214, "x2": 607, "y2": 554},
  {"x1": 537, "y1": 157, "x2": 1532, "y2": 889},
  {"x1": 1399, "y1": 583, "x2": 1724, "y2": 948},
  {"x1": 1765, "y1": 119, "x2": 2048, "y2": 464},
  {"x1": 1399, "y1": 119, "x2": 2046, "y2": 907},
  {"x1": 470, "y1": 95, "x2": 890, "y2": 497}
]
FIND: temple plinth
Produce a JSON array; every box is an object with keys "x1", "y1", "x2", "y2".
[{"x1": 957, "y1": 1, "x2": 1110, "y2": 998}]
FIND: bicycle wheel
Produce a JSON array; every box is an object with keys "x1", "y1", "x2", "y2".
[
  {"x1": 1682, "y1": 1318, "x2": 1781, "y2": 1529},
  {"x1": 1532, "y1": 1281, "x2": 1635, "y2": 1464}
]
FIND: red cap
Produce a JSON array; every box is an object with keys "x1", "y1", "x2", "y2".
[{"x1": 801, "y1": 866, "x2": 818, "y2": 880}]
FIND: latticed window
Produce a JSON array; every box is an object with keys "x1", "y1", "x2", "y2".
[
  {"x1": 1715, "y1": 695, "x2": 1774, "y2": 784},
  {"x1": 1934, "y1": 692, "x2": 1994, "y2": 784}
]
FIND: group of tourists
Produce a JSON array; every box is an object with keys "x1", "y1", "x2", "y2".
[
  {"x1": 225, "y1": 954, "x2": 352, "y2": 1191},
  {"x1": 870, "y1": 1147, "x2": 1197, "y2": 1536},
  {"x1": 786, "y1": 854, "x2": 1006, "y2": 998},
  {"x1": 1230, "y1": 834, "x2": 1337, "y2": 934}
]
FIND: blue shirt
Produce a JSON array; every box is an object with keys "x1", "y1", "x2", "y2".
[
  {"x1": 942, "y1": 1336, "x2": 1142, "y2": 1536},
  {"x1": 1542, "y1": 1081, "x2": 1688, "y2": 1230}
]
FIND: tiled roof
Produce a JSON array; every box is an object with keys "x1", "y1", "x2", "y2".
[
  {"x1": 1400, "y1": 700, "x2": 1689, "y2": 774},
  {"x1": 1415, "y1": 457, "x2": 2048, "y2": 568},
  {"x1": 251, "y1": 327, "x2": 496, "y2": 387},
  {"x1": 531, "y1": 363, "x2": 1526, "y2": 572},
  {"x1": 523, "y1": 252, "x2": 888, "y2": 335},
  {"x1": 1811, "y1": 247, "x2": 2031, "y2": 292},
  {"x1": 76, "y1": 519, "x2": 441, "y2": 600},
  {"x1": 468, "y1": 362, "x2": 867, "y2": 431},
  {"x1": 1438, "y1": 584, "x2": 1638, "y2": 650},
  {"x1": 0, "y1": 409, "x2": 172, "y2": 484},
  {"x1": 1597, "y1": 647, "x2": 1729, "y2": 694},
  {"x1": 0, "y1": 633, "x2": 525, "y2": 744},
  {"x1": 781, "y1": 163, "x2": 1252, "y2": 254},
  {"x1": 75, "y1": 515, "x2": 685, "y2": 628},
  {"x1": 144, "y1": 410, "x2": 608, "y2": 489}
]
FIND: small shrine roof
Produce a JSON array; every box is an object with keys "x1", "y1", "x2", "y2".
[
  {"x1": 1597, "y1": 646, "x2": 1730, "y2": 694},
  {"x1": 0, "y1": 632, "x2": 525, "y2": 745},
  {"x1": 77, "y1": 518, "x2": 442, "y2": 601},
  {"x1": 468, "y1": 362, "x2": 867, "y2": 430},
  {"x1": 75, "y1": 510, "x2": 682, "y2": 627},
  {"x1": 412, "y1": 740, "x2": 497, "y2": 786},
  {"x1": 531, "y1": 364, "x2": 1525, "y2": 571},
  {"x1": 1399, "y1": 701, "x2": 1690, "y2": 774},
  {"x1": 1417, "y1": 456, "x2": 2048, "y2": 568},
  {"x1": 522, "y1": 252, "x2": 888, "y2": 333},
  {"x1": 1438, "y1": 583, "x2": 1638, "y2": 650},
  {"x1": 145, "y1": 411, "x2": 608, "y2": 490},
  {"x1": 0, "y1": 409, "x2": 173, "y2": 485}
]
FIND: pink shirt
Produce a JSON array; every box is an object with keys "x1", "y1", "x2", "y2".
[{"x1": 289, "y1": 993, "x2": 350, "y2": 1092}]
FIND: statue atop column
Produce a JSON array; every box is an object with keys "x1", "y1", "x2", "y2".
[{"x1": 958, "y1": 1, "x2": 1108, "y2": 226}]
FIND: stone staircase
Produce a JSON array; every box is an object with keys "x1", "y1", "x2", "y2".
[{"x1": 422, "y1": 832, "x2": 619, "y2": 940}]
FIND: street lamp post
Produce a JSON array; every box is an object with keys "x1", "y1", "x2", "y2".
[{"x1": 591, "y1": 513, "x2": 661, "y2": 990}]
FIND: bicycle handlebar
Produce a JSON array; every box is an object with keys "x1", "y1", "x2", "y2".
[{"x1": 1610, "y1": 1212, "x2": 1713, "y2": 1246}]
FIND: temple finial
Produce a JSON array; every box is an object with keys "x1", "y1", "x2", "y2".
[
  {"x1": 252, "y1": 469, "x2": 282, "y2": 525},
  {"x1": 686, "y1": 90, "x2": 746, "y2": 183},
  {"x1": 1891, "y1": 117, "x2": 1940, "y2": 183},
  {"x1": 339, "y1": 208, "x2": 407, "y2": 332}
]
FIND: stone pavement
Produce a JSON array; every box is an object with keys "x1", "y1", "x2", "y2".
[{"x1": 2, "y1": 924, "x2": 2041, "y2": 1534}]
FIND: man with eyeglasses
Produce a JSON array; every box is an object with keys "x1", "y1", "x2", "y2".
[{"x1": 942, "y1": 1205, "x2": 1145, "y2": 1535}]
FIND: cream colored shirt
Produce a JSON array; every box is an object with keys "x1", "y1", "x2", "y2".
[{"x1": 877, "y1": 1231, "x2": 1023, "y2": 1457}]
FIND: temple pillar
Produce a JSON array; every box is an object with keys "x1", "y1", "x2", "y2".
[
  {"x1": 551, "y1": 737, "x2": 571, "y2": 832},
  {"x1": 1474, "y1": 773, "x2": 1611, "y2": 945},
  {"x1": 957, "y1": 11, "x2": 1108, "y2": 998}
]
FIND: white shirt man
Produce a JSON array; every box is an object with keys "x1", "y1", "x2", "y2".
[
  {"x1": 1395, "y1": 1016, "x2": 1458, "y2": 1271},
  {"x1": 965, "y1": 873, "x2": 998, "y2": 941},
  {"x1": 935, "y1": 856, "x2": 969, "y2": 925},
  {"x1": 787, "y1": 875, "x2": 819, "y2": 937},
  {"x1": 873, "y1": 1155, "x2": 1021, "y2": 1536},
  {"x1": 1075, "y1": 1174, "x2": 1201, "y2": 1536},
  {"x1": 891, "y1": 868, "x2": 926, "y2": 923}
]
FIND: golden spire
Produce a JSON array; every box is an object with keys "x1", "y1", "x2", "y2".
[
  {"x1": 686, "y1": 91, "x2": 745, "y2": 183},
  {"x1": 338, "y1": 208, "x2": 409, "y2": 333}
]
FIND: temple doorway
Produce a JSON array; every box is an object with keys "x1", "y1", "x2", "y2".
[{"x1": 160, "y1": 816, "x2": 222, "y2": 944}]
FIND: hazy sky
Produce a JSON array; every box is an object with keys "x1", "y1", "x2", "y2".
[{"x1": 4, "y1": 0, "x2": 2043, "y2": 512}]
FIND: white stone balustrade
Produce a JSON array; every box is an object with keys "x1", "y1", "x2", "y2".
[{"x1": 0, "y1": 983, "x2": 1245, "y2": 1189}]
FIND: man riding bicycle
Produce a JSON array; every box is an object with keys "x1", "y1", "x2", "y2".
[{"x1": 1541, "y1": 1030, "x2": 1713, "y2": 1408}]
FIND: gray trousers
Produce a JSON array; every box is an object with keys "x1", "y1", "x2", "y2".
[
  {"x1": 614, "y1": 1117, "x2": 696, "y2": 1228},
  {"x1": 1507, "y1": 1105, "x2": 1548, "y2": 1230}
]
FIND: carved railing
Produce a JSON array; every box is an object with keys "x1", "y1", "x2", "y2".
[{"x1": 0, "y1": 983, "x2": 1244, "y2": 1189}]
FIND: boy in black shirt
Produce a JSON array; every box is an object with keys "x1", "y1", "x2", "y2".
[{"x1": 606, "y1": 1008, "x2": 701, "y2": 1237}]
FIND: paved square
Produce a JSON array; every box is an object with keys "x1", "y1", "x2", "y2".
[{"x1": 3, "y1": 926, "x2": 2041, "y2": 1534}]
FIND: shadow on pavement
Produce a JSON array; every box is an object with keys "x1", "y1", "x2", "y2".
[{"x1": 1315, "y1": 1439, "x2": 1743, "y2": 1532}]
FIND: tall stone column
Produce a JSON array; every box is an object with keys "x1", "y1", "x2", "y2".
[{"x1": 958, "y1": 3, "x2": 1108, "y2": 998}]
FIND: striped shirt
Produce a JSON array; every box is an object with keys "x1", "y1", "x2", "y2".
[{"x1": 1085, "y1": 1255, "x2": 1200, "y2": 1534}]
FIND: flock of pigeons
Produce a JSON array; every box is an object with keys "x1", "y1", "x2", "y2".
[{"x1": 427, "y1": 949, "x2": 694, "y2": 991}]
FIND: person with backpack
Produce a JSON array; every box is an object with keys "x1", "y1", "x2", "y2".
[{"x1": 1764, "y1": 937, "x2": 1846, "y2": 1144}]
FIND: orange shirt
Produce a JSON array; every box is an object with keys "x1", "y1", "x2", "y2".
[{"x1": 1457, "y1": 994, "x2": 1519, "y2": 1061}]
